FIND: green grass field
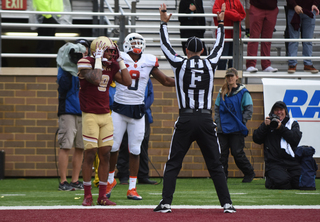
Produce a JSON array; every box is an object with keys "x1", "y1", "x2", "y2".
[{"x1": 0, "y1": 178, "x2": 319, "y2": 206}]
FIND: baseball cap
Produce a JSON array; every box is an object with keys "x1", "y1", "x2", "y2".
[
  {"x1": 186, "y1": 36, "x2": 203, "y2": 52},
  {"x1": 225, "y1": 68, "x2": 238, "y2": 77}
]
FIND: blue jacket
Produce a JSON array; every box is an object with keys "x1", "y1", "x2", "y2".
[
  {"x1": 214, "y1": 84, "x2": 253, "y2": 136},
  {"x1": 57, "y1": 66, "x2": 81, "y2": 116}
]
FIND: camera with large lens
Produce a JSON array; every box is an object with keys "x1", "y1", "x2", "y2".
[{"x1": 269, "y1": 114, "x2": 280, "y2": 129}]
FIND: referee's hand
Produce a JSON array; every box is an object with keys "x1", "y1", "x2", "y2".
[
  {"x1": 159, "y1": 3, "x2": 172, "y2": 23},
  {"x1": 217, "y1": 3, "x2": 225, "y2": 22}
]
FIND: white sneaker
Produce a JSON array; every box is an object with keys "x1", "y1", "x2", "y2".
[
  {"x1": 263, "y1": 66, "x2": 278, "y2": 72},
  {"x1": 223, "y1": 203, "x2": 236, "y2": 213},
  {"x1": 246, "y1": 66, "x2": 258, "y2": 73}
]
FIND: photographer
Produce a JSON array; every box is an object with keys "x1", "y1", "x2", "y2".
[
  {"x1": 57, "y1": 39, "x2": 90, "y2": 191},
  {"x1": 253, "y1": 101, "x2": 302, "y2": 189}
]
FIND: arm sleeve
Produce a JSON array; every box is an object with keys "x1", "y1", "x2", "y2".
[
  {"x1": 252, "y1": 122, "x2": 269, "y2": 145},
  {"x1": 207, "y1": 24, "x2": 225, "y2": 64},
  {"x1": 241, "y1": 91, "x2": 253, "y2": 123},
  {"x1": 160, "y1": 23, "x2": 185, "y2": 68},
  {"x1": 278, "y1": 120, "x2": 302, "y2": 148},
  {"x1": 57, "y1": 67, "x2": 72, "y2": 93},
  {"x1": 286, "y1": 0, "x2": 298, "y2": 8}
]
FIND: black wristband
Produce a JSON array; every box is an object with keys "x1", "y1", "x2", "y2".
[
  {"x1": 161, "y1": 21, "x2": 167, "y2": 25},
  {"x1": 218, "y1": 20, "x2": 224, "y2": 23},
  {"x1": 161, "y1": 10, "x2": 167, "y2": 12}
]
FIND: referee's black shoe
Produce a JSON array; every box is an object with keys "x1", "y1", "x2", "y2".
[{"x1": 154, "y1": 201, "x2": 171, "y2": 213}]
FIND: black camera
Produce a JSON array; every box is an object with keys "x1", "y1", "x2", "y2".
[
  {"x1": 269, "y1": 114, "x2": 280, "y2": 129},
  {"x1": 69, "y1": 48, "x2": 83, "y2": 64}
]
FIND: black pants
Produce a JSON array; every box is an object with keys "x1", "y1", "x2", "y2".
[
  {"x1": 117, "y1": 117, "x2": 150, "y2": 180},
  {"x1": 265, "y1": 163, "x2": 301, "y2": 189},
  {"x1": 218, "y1": 133, "x2": 254, "y2": 178},
  {"x1": 162, "y1": 111, "x2": 232, "y2": 206}
]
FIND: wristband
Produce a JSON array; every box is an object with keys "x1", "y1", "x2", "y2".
[
  {"x1": 161, "y1": 10, "x2": 167, "y2": 12},
  {"x1": 94, "y1": 57, "x2": 102, "y2": 70},
  {"x1": 119, "y1": 60, "x2": 127, "y2": 70},
  {"x1": 160, "y1": 21, "x2": 167, "y2": 25},
  {"x1": 218, "y1": 20, "x2": 224, "y2": 23}
]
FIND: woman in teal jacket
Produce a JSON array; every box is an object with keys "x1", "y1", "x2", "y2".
[{"x1": 214, "y1": 68, "x2": 255, "y2": 182}]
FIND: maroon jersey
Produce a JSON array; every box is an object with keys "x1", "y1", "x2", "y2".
[{"x1": 78, "y1": 56, "x2": 120, "y2": 114}]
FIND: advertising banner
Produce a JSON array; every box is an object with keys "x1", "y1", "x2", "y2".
[{"x1": 262, "y1": 78, "x2": 320, "y2": 157}]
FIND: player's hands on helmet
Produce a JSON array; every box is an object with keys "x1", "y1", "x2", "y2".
[
  {"x1": 94, "y1": 40, "x2": 106, "y2": 59},
  {"x1": 114, "y1": 42, "x2": 123, "y2": 62}
]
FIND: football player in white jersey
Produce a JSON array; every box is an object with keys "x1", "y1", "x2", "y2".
[{"x1": 106, "y1": 33, "x2": 175, "y2": 200}]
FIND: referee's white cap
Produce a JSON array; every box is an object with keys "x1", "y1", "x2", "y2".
[{"x1": 186, "y1": 36, "x2": 203, "y2": 52}]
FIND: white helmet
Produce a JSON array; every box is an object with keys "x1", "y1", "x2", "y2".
[{"x1": 123, "y1": 33, "x2": 146, "y2": 54}]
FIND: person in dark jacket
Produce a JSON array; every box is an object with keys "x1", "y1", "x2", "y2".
[
  {"x1": 56, "y1": 39, "x2": 90, "y2": 191},
  {"x1": 178, "y1": 0, "x2": 207, "y2": 56},
  {"x1": 253, "y1": 101, "x2": 302, "y2": 189}
]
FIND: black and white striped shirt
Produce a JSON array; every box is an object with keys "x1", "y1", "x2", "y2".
[{"x1": 160, "y1": 23, "x2": 225, "y2": 110}]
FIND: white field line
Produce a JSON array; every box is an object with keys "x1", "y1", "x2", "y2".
[
  {"x1": 0, "y1": 205, "x2": 320, "y2": 210},
  {"x1": 0, "y1": 194, "x2": 26, "y2": 196}
]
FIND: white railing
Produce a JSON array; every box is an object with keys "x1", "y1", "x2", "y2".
[{"x1": 1, "y1": 9, "x2": 320, "y2": 75}]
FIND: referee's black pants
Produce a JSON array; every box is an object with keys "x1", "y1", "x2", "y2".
[{"x1": 162, "y1": 111, "x2": 232, "y2": 206}]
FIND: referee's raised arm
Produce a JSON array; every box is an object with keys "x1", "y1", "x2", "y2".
[
  {"x1": 159, "y1": 4, "x2": 184, "y2": 66},
  {"x1": 207, "y1": 3, "x2": 225, "y2": 62}
]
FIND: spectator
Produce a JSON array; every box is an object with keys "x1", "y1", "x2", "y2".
[
  {"x1": 179, "y1": 0, "x2": 207, "y2": 56},
  {"x1": 78, "y1": 36, "x2": 131, "y2": 206},
  {"x1": 286, "y1": 0, "x2": 319, "y2": 74},
  {"x1": 154, "y1": 3, "x2": 236, "y2": 214},
  {"x1": 106, "y1": 33, "x2": 175, "y2": 201},
  {"x1": 241, "y1": 0, "x2": 251, "y2": 37},
  {"x1": 253, "y1": 101, "x2": 302, "y2": 189},
  {"x1": 56, "y1": 39, "x2": 89, "y2": 191},
  {"x1": 117, "y1": 79, "x2": 158, "y2": 185},
  {"x1": 245, "y1": 0, "x2": 279, "y2": 73},
  {"x1": 32, "y1": 0, "x2": 72, "y2": 67},
  {"x1": 214, "y1": 68, "x2": 255, "y2": 182},
  {"x1": 213, "y1": 0, "x2": 246, "y2": 70}
]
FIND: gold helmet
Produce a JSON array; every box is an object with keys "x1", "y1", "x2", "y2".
[{"x1": 90, "y1": 36, "x2": 116, "y2": 58}]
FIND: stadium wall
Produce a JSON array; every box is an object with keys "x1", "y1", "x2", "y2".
[{"x1": 0, "y1": 68, "x2": 319, "y2": 178}]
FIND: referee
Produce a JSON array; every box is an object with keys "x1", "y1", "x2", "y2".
[{"x1": 154, "y1": 3, "x2": 236, "y2": 214}]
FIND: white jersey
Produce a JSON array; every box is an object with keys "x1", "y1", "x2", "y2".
[{"x1": 114, "y1": 52, "x2": 159, "y2": 105}]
